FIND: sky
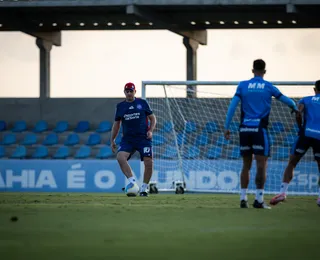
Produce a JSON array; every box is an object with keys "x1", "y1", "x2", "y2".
[{"x1": 0, "y1": 28, "x2": 319, "y2": 98}]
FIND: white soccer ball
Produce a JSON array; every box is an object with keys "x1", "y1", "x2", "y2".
[{"x1": 125, "y1": 182, "x2": 140, "y2": 197}]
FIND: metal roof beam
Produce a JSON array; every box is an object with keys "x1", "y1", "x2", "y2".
[
  {"x1": 126, "y1": 4, "x2": 207, "y2": 45},
  {"x1": 23, "y1": 31, "x2": 62, "y2": 46}
]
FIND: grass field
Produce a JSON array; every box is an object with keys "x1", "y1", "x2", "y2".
[{"x1": 0, "y1": 193, "x2": 319, "y2": 260}]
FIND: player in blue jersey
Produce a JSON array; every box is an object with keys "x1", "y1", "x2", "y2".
[
  {"x1": 270, "y1": 80, "x2": 320, "y2": 207},
  {"x1": 111, "y1": 82, "x2": 157, "y2": 196},
  {"x1": 224, "y1": 59, "x2": 298, "y2": 209}
]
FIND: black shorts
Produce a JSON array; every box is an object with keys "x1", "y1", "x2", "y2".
[
  {"x1": 239, "y1": 126, "x2": 270, "y2": 157},
  {"x1": 291, "y1": 134, "x2": 320, "y2": 160}
]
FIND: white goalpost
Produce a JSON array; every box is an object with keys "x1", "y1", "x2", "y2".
[{"x1": 142, "y1": 80, "x2": 318, "y2": 195}]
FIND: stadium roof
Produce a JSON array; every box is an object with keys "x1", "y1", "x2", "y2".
[{"x1": 0, "y1": 0, "x2": 320, "y2": 33}]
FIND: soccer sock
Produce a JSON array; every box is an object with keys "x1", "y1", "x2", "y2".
[
  {"x1": 255, "y1": 189, "x2": 264, "y2": 203},
  {"x1": 128, "y1": 177, "x2": 136, "y2": 184},
  {"x1": 280, "y1": 182, "x2": 289, "y2": 194},
  {"x1": 240, "y1": 189, "x2": 248, "y2": 201},
  {"x1": 141, "y1": 183, "x2": 148, "y2": 192}
]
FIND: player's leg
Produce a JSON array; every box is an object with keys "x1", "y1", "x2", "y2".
[
  {"x1": 239, "y1": 129, "x2": 253, "y2": 208},
  {"x1": 136, "y1": 139, "x2": 153, "y2": 196},
  {"x1": 312, "y1": 139, "x2": 320, "y2": 206},
  {"x1": 270, "y1": 135, "x2": 308, "y2": 205},
  {"x1": 252, "y1": 128, "x2": 271, "y2": 209}
]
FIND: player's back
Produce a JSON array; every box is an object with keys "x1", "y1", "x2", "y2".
[
  {"x1": 300, "y1": 94, "x2": 320, "y2": 140},
  {"x1": 237, "y1": 76, "x2": 281, "y2": 128}
]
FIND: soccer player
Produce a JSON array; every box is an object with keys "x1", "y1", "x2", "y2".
[
  {"x1": 111, "y1": 82, "x2": 156, "y2": 196},
  {"x1": 224, "y1": 59, "x2": 298, "y2": 209},
  {"x1": 270, "y1": 80, "x2": 320, "y2": 207}
]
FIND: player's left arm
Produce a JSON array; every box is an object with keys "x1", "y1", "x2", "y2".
[
  {"x1": 144, "y1": 100, "x2": 156, "y2": 139},
  {"x1": 224, "y1": 85, "x2": 241, "y2": 140},
  {"x1": 271, "y1": 85, "x2": 298, "y2": 112}
]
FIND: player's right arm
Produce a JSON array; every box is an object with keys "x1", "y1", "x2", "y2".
[
  {"x1": 111, "y1": 104, "x2": 122, "y2": 153},
  {"x1": 224, "y1": 84, "x2": 241, "y2": 140}
]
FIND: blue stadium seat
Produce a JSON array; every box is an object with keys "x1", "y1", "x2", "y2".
[
  {"x1": 283, "y1": 134, "x2": 297, "y2": 147},
  {"x1": 0, "y1": 146, "x2": 5, "y2": 158},
  {"x1": 162, "y1": 146, "x2": 178, "y2": 159},
  {"x1": 96, "y1": 146, "x2": 113, "y2": 159},
  {"x1": 43, "y1": 133, "x2": 59, "y2": 146},
  {"x1": 207, "y1": 146, "x2": 222, "y2": 159},
  {"x1": 290, "y1": 124, "x2": 300, "y2": 134},
  {"x1": 32, "y1": 146, "x2": 49, "y2": 159},
  {"x1": 74, "y1": 121, "x2": 90, "y2": 133},
  {"x1": 227, "y1": 146, "x2": 240, "y2": 159},
  {"x1": 53, "y1": 146, "x2": 70, "y2": 159},
  {"x1": 272, "y1": 147, "x2": 289, "y2": 160},
  {"x1": 75, "y1": 146, "x2": 91, "y2": 159},
  {"x1": 269, "y1": 134, "x2": 275, "y2": 146},
  {"x1": 216, "y1": 135, "x2": 229, "y2": 146},
  {"x1": 185, "y1": 121, "x2": 197, "y2": 133},
  {"x1": 33, "y1": 120, "x2": 48, "y2": 133},
  {"x1": 0, "y1": 121, "x2": 6, "y2": 131},
  {"x1": 86, "y1": 133, "x2": 101, "y2": 146},
  {"x1": 21, "y1": 133, "x2": 37, "y2": 145},
  {"x1": 230, "y1": 121, "x2": 239, "y2": 133},
  {"x1": 106, "y1": 134, "x2": 122, "y2": 145},
  {"x1": 184, "y1": 146, "x2": 200, "y2": 159},
  {"x1": 177, "y1": 133, "x2": 187, "y2": 146},
  {"x1": 162, "y1": 121, "x2": 173, "y2": 133},
  {"x1": 64, "y1": 133, "x2": 79, "y2": 146},
  {"x1": 270, "y1": 122, "x2": 285, "y2": 133},
  {"x1": 10, "y1": 146, "x2": 27, "y2": 159},
  {"x1": 204, "y1": 121, "x2": 218, "y2": 133},
  {"x1": 96, "y1": 121, "x2": 112, "y2": 133},
  {"x1": 12, "y1": 121, "x2": 27, "y2": 132},
  {"x1": 53, "y1": 121, "x2": 69, "y2": 133},
  {"x1": 153, "y1": 134, "x2": 165, "y2": 146},
  {"x1": 195, "y1": 133, "x2": 209, "y2": 146},
  {"x1": 1, "y1": 133, "x2": 16, "y2": 145}
]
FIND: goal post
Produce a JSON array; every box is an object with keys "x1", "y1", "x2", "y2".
[{"x1": 142, "y1": 80, "x2": 318, "y2": 195}]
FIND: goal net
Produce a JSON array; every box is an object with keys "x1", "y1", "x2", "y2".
[{"x1": 142, "y1": 81, "x2": 318, "y2": 195}]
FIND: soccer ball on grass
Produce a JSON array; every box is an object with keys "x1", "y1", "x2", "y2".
[{"x1": 125, "y1": 182, "x2": 140, "y2": 197}]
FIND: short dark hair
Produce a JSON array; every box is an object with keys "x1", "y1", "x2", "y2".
[
  {"x1": 253, "y1": 59, "x2": 266, "y2": 71},
  {"x1": 315, "y1": 80, "x2": 320, "y2": 91}
]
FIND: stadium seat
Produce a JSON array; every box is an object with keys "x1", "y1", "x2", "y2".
[
  {"x1": 272, "y1": 147, "x2": 289, "y2": 160},
  {"x1": 33, "y1": 120, "x2": 48, "y2": 133},
  {"x1": 10, "y1": 146, "x2": 27, "y2": 159},
  {"x1": 195, "y1": 133, "x2": 209, "y2": 146},
  {"x1": 184, "y1": 146, "x2": 200, "y2": 159},
  {"x1": 0, "y1": 146, "x2": 5, "y2": 158},
  {"x1": 96, "y1": 121, "x2": 112, "y2": 133},
  {"x1": 53, "y1": 146, "x2": 70, "y2": 159},
  {"x1": 86, "y1": 133, "x2": 101, "y2": 146},
  {"x1": 227, "y1": 146, "x2": 241, "y2": 159},
  {"x1": 283, "y1": 134, "x2": 297, "y2": 147},
  {"x1": 1, "y1": 133, "x2": 16, "y2": 145},
  {"x1": 0, "y1": 120, "x2": 6, "y2": 131},
  {"x1": 106, "y1": 134, "x2": 122, "y2": 145},
  {"x1": 290, "y1": 124, "x2": 300, "y2": 134},
  {"x1": 177, "y1": 133, "x2": 187, "y2": 146},
  {"x1": 162, "y1": 146, "x2": 178, "y2": 159},
  {"x1": 53, "y1": 121, "x2": 69, "y2": 133},
  {"x1": 162, "y1": 121, "x2": 173, "y2": 133},
  {"x1": 74, "y1": 121, "x2": 90, "y2": 133},
  {"x1": 270, "y1": 122, "x2": 285, "y2": 133},
  {"x1": 64, "y1": 133, "x2": 79, "y2": 146},
  {"x1": 269, "y1": 134, "x2": 275, "y2": 146},
  {"x1": 43, "y1": 133, "x2": 59, "y2": 146},
  {"x1": 12, "y1": 120, "x2": 27, "y2": 132},
  {"x1": 207, "y1": 146, "x2": 222, "y2": 159},
  {"x1": 185, "y1": 121, "x2": 197, "y2": 133},
  {"x1": 230, "y1": 121, "x2": 239, "y2": 133},
  {"x1": 32, "y1": 146, "x2": 49, "y2": 159},
  {"x1": 21, "y1": 133, "x2": 37, "y2": 145},
  {"x1": 153, "y1": 134, "x2": 165, "y2": 146},
  {"x1": 96, "y1": 146, "x2": 113, "y2": 159},
  {"x1": 75, "y1": 146, "x2": 91, "y2": 159},
  {"x1": 204, "y1": 121, "x2": 219, "y2": 133},
  {"x1": 216, "y1": 135, "x2": 229, "y2": 146}
]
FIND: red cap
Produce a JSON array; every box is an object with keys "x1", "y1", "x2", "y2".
[{"x1": 124, "y1": 82, "x2": 135, "y2": 90}]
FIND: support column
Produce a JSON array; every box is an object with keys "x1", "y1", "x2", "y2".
[
  {"x1": 183, "y1": 37, "x2": 199, "y2": 98},
  {"x1": 36, "y1": 38, "x2": 52, "y2": 99}
]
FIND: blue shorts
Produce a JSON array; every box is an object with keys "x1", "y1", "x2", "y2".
[
  {"x1": 239, "y1": 126, "x2": 270, "y2": 157},
  {"x1": 118, "y1": 138, "x2": 152, "y2": 161},
  {"x1": 291, "y1": 134, "x2": 320, "y2": 160}
]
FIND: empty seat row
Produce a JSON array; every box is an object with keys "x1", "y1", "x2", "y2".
[
  {"x1": 0, "y1": 145, "x2": 113, "y2": 159},
  {"x1": 0, "y1": 120, "x2": 113, "y2": 133}
]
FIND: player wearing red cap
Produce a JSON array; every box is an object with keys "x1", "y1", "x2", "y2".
[{"x1": 111, "y1": 82, "x2": 157, "y2": 196}]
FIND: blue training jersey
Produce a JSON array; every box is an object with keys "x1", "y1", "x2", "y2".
[
  {"x1": 299, "y1": 94, "x2": 320, "y2": 140},
  {"x1": 234, "y1": 76, "x2": 284, "y2": 128},
  {"x1": 115, "y1": 98, "x2": 153, "y2": 139}
]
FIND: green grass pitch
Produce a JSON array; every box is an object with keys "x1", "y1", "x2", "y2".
[{"x1": 0, "y1": 193, "x2": 319, "y2": 260}]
